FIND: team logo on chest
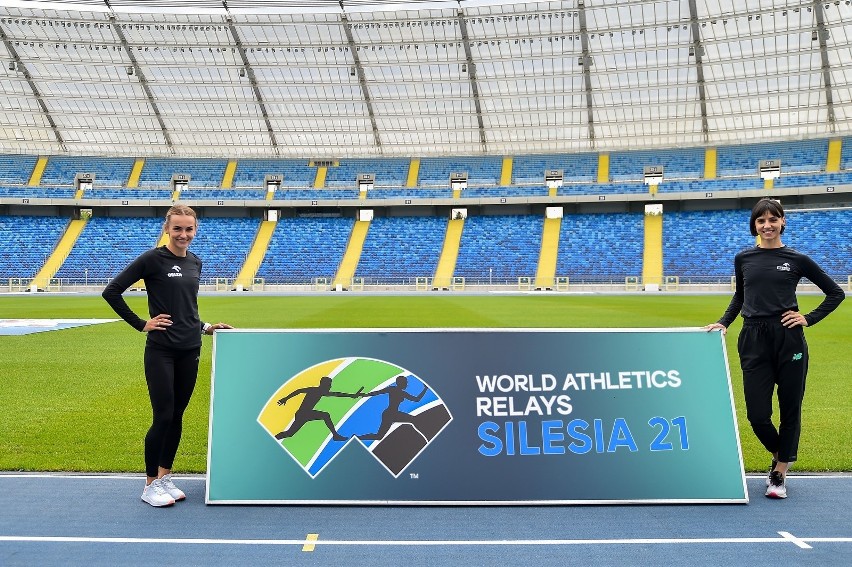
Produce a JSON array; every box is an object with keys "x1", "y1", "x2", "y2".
[
  {"x1": 776, "y1": 262, "x2": 791, "y2": 272},
  {"x1": 167, "y1": 265, "x2": 183, "y2": 278}
]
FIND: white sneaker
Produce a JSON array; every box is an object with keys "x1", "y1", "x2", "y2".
[
  {"x1": 765, "y1": 471, "x2": 787, "y2": 499},
  {"x1": 141, "y1": 479, "x2": 176, "y2": 507},
  {"x1": 159, "y1": 474, "x2": 186, "y2": 501}
]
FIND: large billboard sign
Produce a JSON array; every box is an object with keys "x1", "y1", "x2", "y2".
[{"x1": 207, "y1": 329, "x2": 747, "y2": 504}]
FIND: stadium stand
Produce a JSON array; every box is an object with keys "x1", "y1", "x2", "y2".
[
  {"x1": 662, "y1": 210, "x2": 752, "y2": 282},
  {"x1": 662, "y1": 208, "x2": 852, "y2": 284},
  {"x1": 177, "y1": 188, "x2": 267, "y2": 201},
  {"x1": 325, "y1": 158, "x2": 410, "y2": 188},
  {"x1": 454, "y1": 214, "x2": 542, "y2": 282},
  {"x1": 555, "y1": 213, "x2": 644, "y2": 283},
  {"x1": 356, "y1": 216, "x2": 445, "y2": 283},
  {"x1": 255, "y1": 216, "x2": 354, "y2": 284},
  {"x1": 841, "y1": 136, "x2": 852, "y2": 170},
  {"x1": 3, "y1": 137, "x2": 852, "y2": 203},
  {"x1": 512, "y1": 152, "x2": 598, "y2": 184},
  {"x1": 0, "y1": 215, "x2": 70, "y2": 281},
  {"x1": 610, "y1": 147, "x2": 705, "y2": 181},
  {"x1": 275, "y1": 188, "x2": 359, "y2": 201},
  {"x1": 717, "y1": 139, "x2": 828, "y2": 177},
  {"x1": 188, "y1": 216, "x2": 261, "y2": 284},
  {"x1": 40, "y1": 156, "x2": 135, "y2": 187},
  {"x1": 464, "y1": 186, "x2": 548, "y2": 198},
  {"x1": 0, "y1": 185, "x2": 76, "y2": 198},
  {"x1": 418, "y1": 156, "x2": 503, "y2": 187},
  {"x1": 232, "y1": 159, "x2": 316, "y2": 189},
  {"x1": 367, "y1": 188, "x2": 452, "y2": 199},
  {"x1": 784, "y1": 208, "x2": 852, "y2": 280},
  {"x1": 83, "y1": 188, "x2": 173, "y2": 200},
  {"x1": 2, "y1": 205, "x2": 850, "y2": 288},
  {"x1": 137, "y1": 158, "x2": 228, "y2": 189},
  {"x1": 54, "y1": 216, "x2": 163, "y2": 282},
  {"x1": 0, "y1": 154, "x2": 39, "y2": 185}
]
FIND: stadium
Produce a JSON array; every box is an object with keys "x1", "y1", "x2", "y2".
[{"x1": 1, "y1": 0, "x2": 851, "y2": 564}]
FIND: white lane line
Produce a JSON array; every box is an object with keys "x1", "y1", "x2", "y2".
[
  {"x1": 1, "y1": 474, "x2": 849, "y2": 480},
  {"x1": 778, "y1": 531, "x2": 813, "y2": 549},
  {"x1": 1, "y1": 535, "x2": 850, "y2": 547}
]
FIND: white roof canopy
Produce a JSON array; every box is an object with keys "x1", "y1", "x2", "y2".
[{"x1": 1, "y1": 0, "x2": 850, "y2": 157}]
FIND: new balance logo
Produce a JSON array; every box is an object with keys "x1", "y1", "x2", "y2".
[{"x1": 792, "y1": 353, "x2": 803, "y2": 361}]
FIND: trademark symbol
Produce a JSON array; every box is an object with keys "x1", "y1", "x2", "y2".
[{"x1": 409, "y1": 473, "x2": 419, "y2": 479}]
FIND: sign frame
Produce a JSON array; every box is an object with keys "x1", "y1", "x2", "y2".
[{"x1": 206, "y1": 328, "x2": 748, "y2": 506}]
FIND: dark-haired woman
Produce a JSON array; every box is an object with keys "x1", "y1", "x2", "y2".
[
  {"x1": 704, "y1": 198, "x2": 844, "y2": 499},
  {"x1": 103, "y1": 205, "x2": 232, "y2": 507}
]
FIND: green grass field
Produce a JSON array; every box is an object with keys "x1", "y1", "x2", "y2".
[{"x1": 0, "y1": 293, "x2": 848, "y2": 473}]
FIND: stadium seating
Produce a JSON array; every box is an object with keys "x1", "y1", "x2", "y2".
[
  {"x1": 325, "y1": 158, "x2": 410, "y2": 188},
  {"x1": 40, "y1": 156, "x2": 135, "y2": 187},
  {"x1": 610, "y1": 147, "x2": 705, "y2": 181},
  {"x1": 137, "y1": 158, "x2": 228, "y2": 188},
  {"x1": 841, "y1": 136, "x2": 852, "y2": 171},
  {"x1": 455, "y1": 215, "x2": 542, "y2": 282},
  {"x1": 275, "y1": 188, "x2": 359, "y2": 201},
  {"x1": 256, "y1": 216, "x2": 354, "y2": 284},
  {"x1": 0, "y1": 185, "x2": 76, "y2": 198},
  {"x1": 84, "y1": 188, "x2": 173, "y2": 200},
  {"x1": 3, "y1": 137, "x2": 851, "y2": 202},
  {"x1": 662, "y1": 208, "x2": 852, "y2": 283},
  {"x1": 0, "y1": 154, "x2": 39, "y2": 185},
  {"x1": 188, "y1": 216, "x2": 261, "y2": 283},
  {"x1": 464, "y1": 186, "x2": 549, "y2": 198},
  {"x1": 367, "y1": 188, "x2": 452, "y2": 199},
  {"x1": 2, "y1": 206, "x2": 850, "y2": 287},
  {"x1": 555, "y1": 213, "x2": 644, "y2": 282},
  {"x1": 52, "y1": 216, "x2": 260, "y2": 284},
  {"x1": 356, "y1": 216, "x2": 445, "y2": 282},
  {"x1": 784, "y1": 208, "x2": 852, "y2": 280},
  {"x1": 232, "y1": 159, "x2": 316, "y2": 188},
  {"x1": 717, "y1": 139, "x2": 828, "y2": 177},
  {"x1": 512, "y1": 152, "x2": 598, "y2": 184},
  {"x1": 54, "y1": 216, "x2": 163, "y2": 282},
  {"x1": 418, "y1": 156, "x2": 503, "y2": 187},
  {"x1": 177, "y1": 188, "x2": 267, "y2": 201},
  {"x1": 0, "y1": 215, "x2": 69, "y2": 280},
  {"x1": 662, "y1": 210, "x2": 752, "y2": 281}
]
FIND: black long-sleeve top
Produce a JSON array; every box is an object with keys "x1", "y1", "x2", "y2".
[
  {"x1": 102, "y1": 246, "x2": 204, "y2": 349},
  {"x1": 717, "y1": 246, "x2": 845, "y2": 328}
]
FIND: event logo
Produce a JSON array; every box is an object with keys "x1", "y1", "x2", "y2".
[{"x1": 257, "y1": 357, "x2": 452, "y2": 478}]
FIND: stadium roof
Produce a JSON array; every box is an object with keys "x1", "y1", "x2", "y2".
[{"x1": 1, "y1": 0, "x2": 851, "y2": 158}]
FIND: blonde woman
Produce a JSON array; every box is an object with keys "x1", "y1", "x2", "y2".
[{"x1": 103, "y1": 205, "x2": 232, "y2": 507}]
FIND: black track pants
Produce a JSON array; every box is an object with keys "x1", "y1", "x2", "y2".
[
  {"x1": 737, "y1": 317, "x2": 808, "y2": 463},
  {"x1": 143, "y1": 343, "x2": 200, "y2": 478}
]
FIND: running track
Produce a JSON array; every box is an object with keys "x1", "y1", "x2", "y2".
[{"x1": 1, "y1": 473, "x2": 850, "y2": 566}]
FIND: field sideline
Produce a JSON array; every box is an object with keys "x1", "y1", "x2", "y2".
[{"x1": 0, "y1": 293, "x2": 849, "y2": 473}]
